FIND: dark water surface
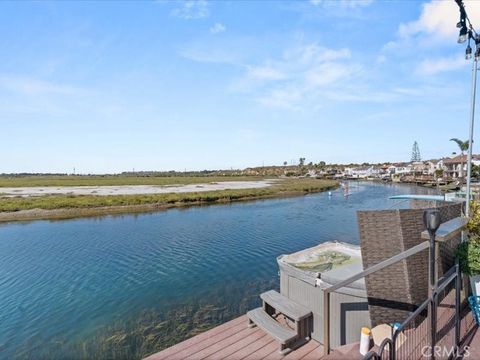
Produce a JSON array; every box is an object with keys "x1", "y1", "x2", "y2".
[{"x1": 0, "y1": 182, "x2": 437, "y2": 359}]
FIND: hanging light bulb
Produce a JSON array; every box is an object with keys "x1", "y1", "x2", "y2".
[
  {"x1": 458, "y1": 26, "x2": 469, "y2": 43},
  {"x1": 466, "y1": 45, "x2": 472, "y2": 59}
]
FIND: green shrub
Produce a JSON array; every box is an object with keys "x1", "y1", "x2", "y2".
[
  {"x1": 468, "y1": 200, "x2": 480, "y2": 235},
  {"x1": 458, "y1": 200, "x2": 480, "y2": 275},
  {"x1": 457, "y1": 235, "x2": 480, "y2": 276}
]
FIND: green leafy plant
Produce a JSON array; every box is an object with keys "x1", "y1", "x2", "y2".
[
  {"x1": 457, "y1": 236, "x2": 480, "y2": 276},
  {"x1": 458, "y1": 200, "x2": 480, "y2": 275}
]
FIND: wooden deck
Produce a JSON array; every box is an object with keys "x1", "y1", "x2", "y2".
[
  {"x1": 144, "y1": 315, "x2": 327, "y2": 360},
  {"x1": 145, "y1": 306, "x2": 479, "y2": 360}
]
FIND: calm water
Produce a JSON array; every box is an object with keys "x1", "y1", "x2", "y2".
[{"x1": 0, "y1": 181, "x2": 437, "y2": 359}]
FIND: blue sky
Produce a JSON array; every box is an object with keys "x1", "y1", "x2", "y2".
[{"x1": 1, "y1": 0, "x2": 480, "y2": 173}]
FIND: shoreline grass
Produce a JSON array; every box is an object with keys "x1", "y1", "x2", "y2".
[
  {"x1": 0, "y1": 179, "x2": 338, "y2": 222},
  {"x1": 0, "y1": 175, "x2": 267, "y2": 188}
]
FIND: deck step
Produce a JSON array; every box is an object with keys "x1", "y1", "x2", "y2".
[
  {"x1": 247, "y1": 308, "x2": 297, "y2": 344},
  {"x1": 260, "y1": 290, "x2": 312, "y2": 321}
]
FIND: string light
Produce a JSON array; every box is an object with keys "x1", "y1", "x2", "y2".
[
  {"x1": 455, "y1": 0, "x2": 478, "y2": 49},
  {"x1": 466, "y1": 44, "x2": 472, "y2": 60},
  {"x1": 466, "y1": 30, "x2": 473, "y2": 59}
]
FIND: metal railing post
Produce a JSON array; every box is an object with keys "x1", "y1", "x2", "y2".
[
  {"x1": 431, "y1": 297, "x2": 437, "y2": 360},
  {"x1": 323, "y1": 291, "x2": 330, "y2": 356},
  {"x1": 424, "y1": 209, "x2": 441, "y2": 360},
  {"x1": 455, "y1": 264, "x2": 461, "y2": 348},
  {"x1": 391, "y1": 336, "x2": 396, "y2": 360}
]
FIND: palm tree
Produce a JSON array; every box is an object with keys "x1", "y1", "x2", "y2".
[{"x1": 450, "y1": 138, "x2": 469, "y2": 179}]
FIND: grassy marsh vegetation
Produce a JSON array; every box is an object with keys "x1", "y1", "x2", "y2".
[
  {"x1": 0, "y1": 175, "x2": 265, "y2": 188},
  {"x1": 0, "y1": 179, "x2": 338, "y2": 220}
]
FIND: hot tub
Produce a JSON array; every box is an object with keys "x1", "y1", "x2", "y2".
[{"x1": 277, "y1": 241, "x2": 371, "y2": 347}]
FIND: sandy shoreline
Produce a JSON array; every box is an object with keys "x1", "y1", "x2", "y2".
[
  {"x1": 0, "y1": 180, "x2": 275, "y2": 198},
  {"x1": 0, "y1": 179, "x2": 338, "y2": 223}
]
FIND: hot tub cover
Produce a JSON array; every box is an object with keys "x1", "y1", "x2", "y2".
[{"x1": 277, "y1": 241, "x2": 365, "y2": 290}]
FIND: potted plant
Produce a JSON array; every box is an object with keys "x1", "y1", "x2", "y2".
[{"x1": 458, "y1": 201, "x2": 480, "y2": 296}]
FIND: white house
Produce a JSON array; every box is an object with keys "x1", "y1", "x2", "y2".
[{"x1": 443, "y1": 155, "x2": 480, "y2": 179}]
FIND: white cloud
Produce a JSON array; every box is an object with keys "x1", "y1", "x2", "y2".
[
  {"x1": 181, "y1": 38, "x2": 412, "y2": 110},
  {"x1": 0, "y1": 75, "x2": 83, "y2": 96},
  {"x1": 310, "y1": 0, "x2": 373, "y2": 9},
  {"x1": 247, "y1": 66, "x2": 286, "y2": 81},
  {"x1": 285, "y1": 44, "x2": 351, "y2": 64},
  {"x1": 171, "y1": 0, "x2": 209, "y2": 20},
  {"x1": 398, "y1": 0, "x2": 480, "y2": 41},
  {"x1": 257, "y1": 87, "x2": 303, "y2": 110},
  {"x1": 415, "y1": 56, "x2": 467, "y2": 76},
  {"x1": 0, "y1": 74, "x2": 101, "y2": 117},
  {"x1": 237, "y1": 44, "x2": 359, "y2": 109},
  {"x1": 210, "y1": 22, "x2": 226, "y2": 34},
  {"x1": 376, "y1": 55, "x2": 386, "y2": 64},
  {"x1": 304, "y1": 62, "x2": 358, "y2": 88},
  {"x1": 180, "y1": 45, "x2": 242, "y2": 64}
]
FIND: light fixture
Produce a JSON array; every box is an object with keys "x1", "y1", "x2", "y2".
[
  {"x1": 458, "y1": 26, "x2": 468, "y2": 43},
  {"x1": 475, "y1": 46, "x2": 480, "y2": 60},
  {"x1": 466, "y1": 45, "x2": 473, "y2": 59}
]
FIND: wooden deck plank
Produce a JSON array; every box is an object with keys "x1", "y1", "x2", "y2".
[
  {"x1": 205, "y1": 329, "x2": 268, "y2": 360},
  {"x1": 168, "y1": 322, "x2": 250, "y2": 360},
  {"x1": 222, "y1": 333, "x2": 273, "y2": 360},
  {"x1": 261, "y1": 344, "x2": 290, "y2": 360},
  {"x1": 145, "y1": 316, "x2": 247, "y2": 360},
  {"x1": 284, "y1": 340, "x2": 320, "y2": 359},
  {"x1": 261, "y1": 339, "x2": 320, "y2": 360},
  {"x1": 299, "y1": 343, "x2": 326, "y2": 360},
  {"x1": 184, "y1": 327, "x2": 259, "y2": 360},
  {"x1": 242, "y1": 338, "x2": 279, "y2": 360}
]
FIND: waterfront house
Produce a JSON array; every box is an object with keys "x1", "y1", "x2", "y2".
[
  {"x1": 346, "y1": 166, "x2": 374, "y2": 179},
  {"x1": 347, "y1": 166, "x2": 386, "y2": 179},
  {"x1": 425, "y1": 159, "x2": 445, "y2": 176},
  {"x1": 391, "y1": 162, "x2": 412, "y2": 175},
  {"x1": 410, "y1": 161, "x2": 428, "y2": 175},
  {"x1": 386, "y1": 165, "x2": 397, "y2": 175},
  {"x1": 388, "y1": 162, "x2": 412, "y2": 182},
  {"x1": 443, "y1": 154, "x2": 480, "y2": 179}
]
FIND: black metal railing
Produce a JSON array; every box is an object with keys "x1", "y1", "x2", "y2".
[
  {"x1": 363, "y1": 264, "x2": 462, "y2": 360},
  {"x1": 359, "y1": 210, "x2": 466, "y2": 360},
  {"x1": 323, "y1": 241, "x2": 430, "y2": 355},
  {"x1": 364, "y1": 338, "x2": 392, "y2": 360}
]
